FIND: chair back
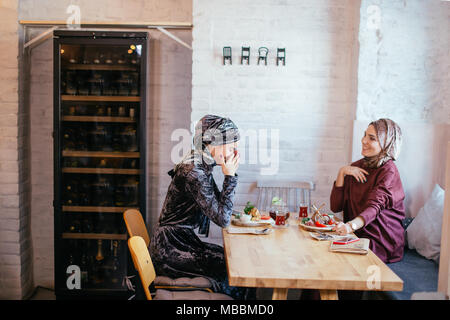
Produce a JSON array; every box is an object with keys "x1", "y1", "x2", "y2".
[
  {"x1": 128, "y1": 236, "x2": 156, "y2": 300},
  {"x1": 123, "y1": 209, "x2": 150, "y2": 247},
  {"x1": 256, "y1": 180, "x2": 315, "y2": 213}
]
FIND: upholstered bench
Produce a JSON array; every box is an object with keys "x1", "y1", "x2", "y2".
[{"x1": 383, "y1": 247, "x2": 439, "y2": 300}]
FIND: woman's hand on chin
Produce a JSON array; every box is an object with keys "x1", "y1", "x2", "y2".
[{"x1": 220, "y1": 151, "x2": 240, "y2": 176}]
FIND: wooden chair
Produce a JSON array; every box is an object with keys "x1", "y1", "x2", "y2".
[
  {"x1": 256, "y1": 180, "x2": 315, "y2": 213},
  {"x1": 128, "y1": 236, "x2": 233, "y2": 300},
  {"x1": 123, "y1": 209, "x2": 150, "y2": 247},
  {"x1": 123, "y1": 209, "x2": 215, "y2": 294}
]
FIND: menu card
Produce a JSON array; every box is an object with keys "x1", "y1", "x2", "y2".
[{"x1": 330, "y1": 238, "x2": 370, "y2": 255}]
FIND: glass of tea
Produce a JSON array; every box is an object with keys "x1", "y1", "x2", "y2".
[
  {"x1": 299, "y1": 203, "x2": 308, "y2": 219},
  {"x1": 275, "y1": 212, "x2": 286, "y2": 226}
]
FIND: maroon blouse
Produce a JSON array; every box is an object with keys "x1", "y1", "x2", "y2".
[{"x1": 330, "y1": 159, "x2": 406, "y2": 263}]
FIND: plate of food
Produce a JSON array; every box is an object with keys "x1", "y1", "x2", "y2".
[
  {"x1": 299, "y1": 204, "x2": 337, "y2": 232},
  {"x1": 231, "y1": 202, "x2": 274, "y2": 227}
]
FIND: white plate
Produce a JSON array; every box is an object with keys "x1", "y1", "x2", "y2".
[
  {"x1": 231, "y1": 216, "x2": 274, "y2": 227},
  {"x1": 299, "y1": 223, "x2": 334, "y2": 232}
]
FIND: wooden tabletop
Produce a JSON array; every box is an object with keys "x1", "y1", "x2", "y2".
[{"x1": 222, "y1": 218, "x2": 403, "y2": 300}]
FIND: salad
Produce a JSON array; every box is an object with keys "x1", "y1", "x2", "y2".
[
  {"x1": 301, "y1": 204, "x2": 337, "y2": 228},
  {"x1": 234, "y1": 202, "x2": 271, "y2": 222}
]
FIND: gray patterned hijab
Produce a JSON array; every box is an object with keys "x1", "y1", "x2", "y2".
[
  {"x1": 193, "y1": 114, "x2": 240, "y2": 150},
  {"x1": 363, "y1": 118, "x2": 402, "y2": 169}
]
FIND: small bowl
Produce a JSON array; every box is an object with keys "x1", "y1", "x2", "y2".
[{"x1": 240, "y1": 214, "x2": 252, "y2": 223}]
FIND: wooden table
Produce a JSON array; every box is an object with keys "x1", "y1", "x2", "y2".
[{"x1": 222, "y1": 219, "x2": 403, "y2": 300}]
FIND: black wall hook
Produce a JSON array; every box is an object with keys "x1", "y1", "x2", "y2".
[
  {"x1": 223, "y1": 46, "x2": 232, "y2": 65},
  {"x1": 258, "y1": 47, "x2": 269, "y2": 65},
  {"x1": 241, "y1": 46, "x2": 250, "y2": 65},
  {"x1": 276, "y1": 48, "x2": 286, "y2": 66}
]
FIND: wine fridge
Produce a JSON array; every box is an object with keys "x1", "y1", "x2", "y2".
[{"x1": 53, "y1": 30, "x2": 148, "y2": 299}]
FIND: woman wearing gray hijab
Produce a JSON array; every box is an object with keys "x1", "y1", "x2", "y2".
[
  {"x1": 150, "y1": 114, "x2": 249, "y2": 299},
  {"x1": 330, "y1": 118, "x2": 405, "y2": 263}
]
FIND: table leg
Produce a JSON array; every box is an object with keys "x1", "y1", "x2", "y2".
[
  {"x1": 319, "y1": 289, "x2": 338, "y2": 300},
  {"x1": 272, "y1": 288, "x2": 288, "y2": 300}
]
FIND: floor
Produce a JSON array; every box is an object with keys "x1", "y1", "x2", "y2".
[{"x1": 28, "y1": 286, "x2": 56, "y2": 300}]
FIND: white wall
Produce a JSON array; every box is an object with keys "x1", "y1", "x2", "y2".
[
  {"x1": 357, "y1": 0, "x2": 449, "y2": 122},
  {"x1": 192, "y1": 0, "x2": 361, "y2": 215}
]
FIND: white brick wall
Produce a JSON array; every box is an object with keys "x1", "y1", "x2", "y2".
[
  {"x1": 357, "y1": 0, "x2": 449, "y2": 123},
  {"x1": 192, "y1": 0, "x2": 361, "y2": 243},
  {"x1": 0, "y1": 0, "x2": 34, "y2": 300}
]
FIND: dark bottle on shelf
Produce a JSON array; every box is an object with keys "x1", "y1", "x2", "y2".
[
  {"x1": 89, "y1": 73, "x2": 104, "y2": 96},
  {"x1": 82, "y1": 49, "x2": 90, "y2": 65},
  {"x1": 124, "y1": 158, "x2": 138, "y2": 169},
  {"x1": 76, "y1": 125, "x2": 89, "y2": 151},
  {"x1": 114, "y1": 177, "x2": 127, "y2": 207},
  {"x1": 124, "y1": 177, "x2": 139, "y2": 207},
  {"x1": 68, "y1": 218, "x2": 82, "y2": 233},
  {"x1": 91, "y1": 176, "x2": 113, "y2": 207},
  {"x1": 64, "y1": 105, "x2": 76, "y2": 116},
  {"x1": 120, "y1": 125, "x2": 138, "y2": 152},
  {"x1": 63, "y1": 157, "x2": 79, "y2": 168},
  {"x1": 63, "y1": 179, "x2": 79, "y2": 206},
  {"x1": 88, "y1": 125, "x2": 110, "y2": 151},
  {"x1": 104, "y1": 51, "x2": 113, "y2": 65},
  {"x1": 92, "y1": 51, "x2": 101, "y2": 65},
  {"x1": 94, "y1": 213, "x2": 106, "y2": 233},
  {"x1": 117, "y1": 74, "x2": 131, "y2": 96},
  {"x1": 77, "y1": 74, "x2": 89, "y2": 96},
  {"x1": 91, "y1": 239, "x2": 105, "y2": 286},
  {"x1": 102, "y1": 73, "x2": 115, "y2": 96},
  {"x1": 111, "y1": 125, "x2": 122, "y2": 152},
  {"x1": 130, "y1": 72, "x2": 139, "y2": 96},
  {"x1": 65, "y1": 71, "x2": 77, "y2": 95},
  {"x1": 79, "y1": 240, "x2": 92, "y2": 288},
  {"x1": 75, "y1": 105, "x2": 88, "y2": 116},
  {"x1": 63, "y1": 128, "x2": 77, "y2": 151},
  {"x1": 95, "y1": 105, "x2": 106, "y2": 116},
  {"x1": 117, "y1": 53, "x2": 127, "y2": 65},
  {"x1": 80, "y1": 251, "x2": 89, "y2": 287},
  {"x1": 66, "y1": 239, "x2": 79, "y2": 269},
  {"x1": 98, "y1": 158, "x2": 108, "y2": 168},
  {"x1": 82, "y1": 217, "x2": 94, "y2": 233},
  {"x1": 78, "y1": 178, "x2": 91, "y2": 206},
  {"x1": 110, "y1": 240, "x2": 121, "y2": 286},
  {"x1": 68, "y1": 51, "x2": 77, "y2": 64}
]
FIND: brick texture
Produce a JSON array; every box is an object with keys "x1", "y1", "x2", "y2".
[{"x1": 0, "y1": 0, "x2": 35, "y2": 300}]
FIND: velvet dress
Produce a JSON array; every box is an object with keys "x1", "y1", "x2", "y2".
[
  {"x1": 149, "y1": 150, "x2": 247, "y2": 299},
  {"x1": 330, "y1": 159, "x2": 406, "y2": 263}
]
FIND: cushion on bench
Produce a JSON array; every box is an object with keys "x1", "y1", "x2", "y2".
[{"x1": 384, "y1": 247, "x2": 439, "y2": 300}]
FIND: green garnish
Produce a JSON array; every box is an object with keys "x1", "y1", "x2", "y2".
[{"x1": 244, "y1": 201, "x2": 255, "y2": 215}]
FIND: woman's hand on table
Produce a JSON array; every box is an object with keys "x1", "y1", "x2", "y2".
[{"x1": 332, "y1": 222, "x2": 352, "y2": 235}]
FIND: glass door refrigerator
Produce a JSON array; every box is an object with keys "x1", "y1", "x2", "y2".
[{"x1": 53, "y1": 30, "x2": 148, "y2": 299}]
